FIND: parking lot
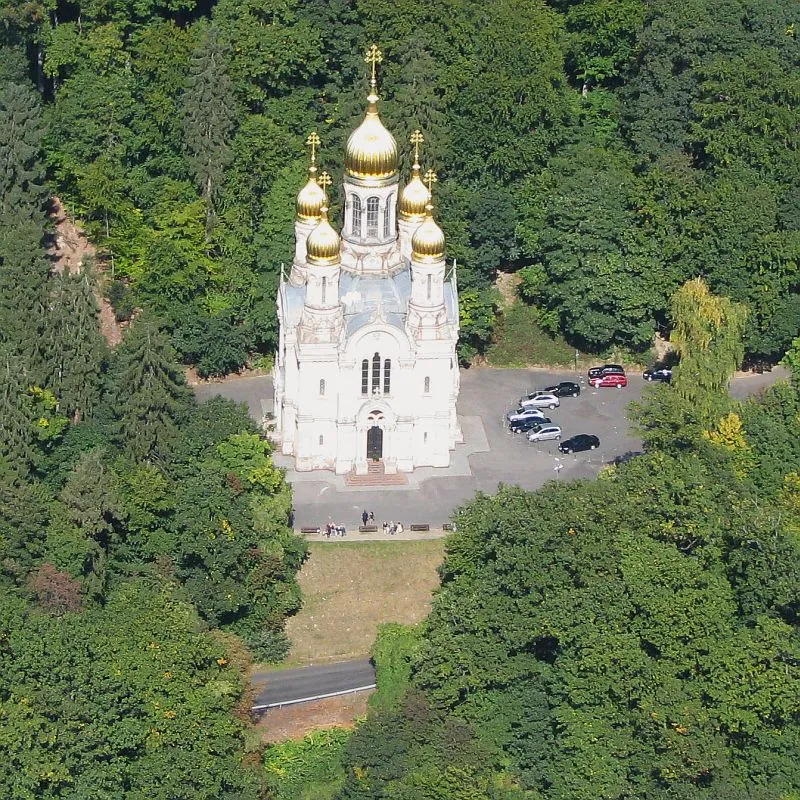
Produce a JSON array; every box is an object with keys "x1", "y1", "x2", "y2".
[{"x1": 195, "y1": 367, "x2": 648, "y2": 529}]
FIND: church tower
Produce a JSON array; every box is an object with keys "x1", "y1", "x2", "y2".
[{"x1": 274, "y1": 44, "x2": 461, "y2": 474}]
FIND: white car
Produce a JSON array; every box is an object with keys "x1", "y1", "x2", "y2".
[
  {"x1": 519, "y1": 392, "x2": 560, "y2": 410},
  {"x1": 527, "y1": 424, "x2": 562, "y2": 442}
]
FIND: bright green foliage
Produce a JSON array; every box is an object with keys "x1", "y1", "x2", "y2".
[
  {"x1": 0, "y1": 582, "x2": 263, "y2": 799},
  {"x1": 106, "y1": 314, "x2": 193, "y2": 462},
  {"x1": 369, "y1": 623, "x2": 423, "y2": 715},
  {"x1": 457, "y1": 288, "x2": 499, "y2": 364},
  {"x1": 265, "y1": 728, "x2": 350, "y2": 800},
  {"x1": 670, "y1": 278, "x2": 747, "y2": 423}
]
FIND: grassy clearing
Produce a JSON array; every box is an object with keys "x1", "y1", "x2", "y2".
[
  {"x1": 487, "y1": 303, "x2": 579, "y2": 367},
  {"x1": 283, "y1": 540, "x2": 445, "y2": 667}
]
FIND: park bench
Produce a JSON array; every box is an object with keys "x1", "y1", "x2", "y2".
[
  {"x1": 358, "y1": 525, "x2": 378, "y2": 533},
  {"x1": 410, "y1": 523, "x2": 430, "y2": 532},
  {"x1": 300, "y1": 526, "x2": 320, "y2": 534}
]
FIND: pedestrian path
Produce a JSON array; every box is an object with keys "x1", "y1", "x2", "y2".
[{"x1": 296, "y1": 526, "x2": 451, "y2": 541}]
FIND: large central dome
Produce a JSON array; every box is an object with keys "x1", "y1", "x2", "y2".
[{"x1": 344, "y1": 93, "x2": 398, "y2": 183}]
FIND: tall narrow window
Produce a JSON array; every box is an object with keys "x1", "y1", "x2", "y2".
[
  {"x1": 424, "y1": 376, "x2": 430, "y2": 394},
  {"x1": 367, "y1": 197, "x2": 379, "y2": 237},
  {"x1": 352, "y1": 196, "x2": 362, "y2": 237},
  {"x1": 321, "y1": 276, "x2": 327, "y2": 305},
  {"x1": 383, "y1": 201, "x2": 391, "y2": 237},
  {"x1": 319, "y1": 378, "x2": 326, "y2": 396},
  {"x1": 319, "y1": 435, "x2": 324, "y2": 446},
  {"x1": 427, "y1": 274, "x2": 432, "y2": 301},
  {"x1": 361, "y1": 359, "x2": 369, "y2": 395},
  {"x1": 383, "y1": 359, "x2": 391, "y2": 394},
  {"x1": 371, "y1": 352, "x2": 381, "y2": 393}
]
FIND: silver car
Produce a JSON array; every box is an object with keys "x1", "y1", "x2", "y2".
[
  {"x1": 507, "y1": 407, "x2": 549, "y2": 424},
  {"x1": 527, "y1": 424, "x2": 562, "y2": 442},
  {"x1": 519, "y1": 392, "x2": 560, "y2": 410}
]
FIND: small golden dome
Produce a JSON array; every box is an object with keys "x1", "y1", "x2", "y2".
[
  {"x1": 296, "y1": 168, "x2": 325, "y2": 221},
  {"x1": 411, "y1": 204, "x2": 445, "y2": 262},
  {"x1": 398, "y1": 165, "x2": 430, "y2": 221},
  {"x1": 345, "y1": 93, "x2": 398, "y2": 182},
  {"x1": 306, "y1": 207, "x2": 341, "y2": 266}
]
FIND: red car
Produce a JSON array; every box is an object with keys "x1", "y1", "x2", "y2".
[{"x1": 589, "y1": 373, "x2": 628, "y2": 388}]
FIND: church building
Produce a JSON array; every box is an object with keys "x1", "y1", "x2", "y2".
[{"x1": 273, "y1": 46, "x2": 462, "y2": 475}]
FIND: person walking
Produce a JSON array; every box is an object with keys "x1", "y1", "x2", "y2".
[{"x1": 362, "y1": 510, "x2": 368, "y2": 527}]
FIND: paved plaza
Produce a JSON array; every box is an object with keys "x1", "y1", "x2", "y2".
[{"x1": 193, "y1": 366, "x2": 786, "y2": 531}]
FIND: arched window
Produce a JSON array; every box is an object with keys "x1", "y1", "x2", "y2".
[
  {"x1": 427, "y1": 274, "x2": 432, "y2": 301},
  {"x1": 319, "y1": 378, "x2": 326, "y2": 396},
  {"x1": 371, "y1": 352, "x2": 381, "y2": 393},
  {"x1": 383, "y1": 359, "x2": 391, "y2": 394},
  {"x1": 383, "y1": 200, "x2": 391, "y2": 237},
  {"x1": 367, "y1": 197, "x2": 379, "y2": 237},
  {"x1": 424, "y1": 376, "x2": 430, "y2": 394},
  {"x1": 352, "y1": 195, "x2": 362, "y2": 237},
  {"x1": 321, "y1": 276, "x2": 327, "y2": 305},
  {"x1": 319, "y1": 434, "x2": 324, "y2": 446},
  {"x1": 361, "y1": 359, "x2": 369, "y2": 395}
]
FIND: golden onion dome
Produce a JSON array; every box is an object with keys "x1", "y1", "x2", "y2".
[
  {"x1": 345, "y1": 93, "x2": 398, "y2": 182},
  {"x1": 306, "y1": 207, "x2": 341, "y2": 266},
  {"x1": 398, "y1": 164, "x2": 430, "y2": 221},
  {"x1": 411, "y1": 204, "x2": 445, "y2": 262},
  {"x1": 296, "y1": 167, "x2": 325, "y2": 221}
]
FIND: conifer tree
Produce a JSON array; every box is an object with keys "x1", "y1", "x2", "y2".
[
  {"x1": 46, "y1": 264, "x2": 107, "y2": 422},
  {"x1": 0, "y1": 347, "x2": 34, "y2": 470},
  {"x1": 181, "y1": 24, "x2": 238, "y2": 235},
  {"x1": 0, "y1": 78, "x2": 47, "y2": 220},
  {"x1": 107, "y1": 314, "x2": 193, "y2": 462}
]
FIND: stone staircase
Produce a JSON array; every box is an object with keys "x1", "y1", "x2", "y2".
[{"x1": 345, "y1": 460, "x2": 408, "y2": 487}]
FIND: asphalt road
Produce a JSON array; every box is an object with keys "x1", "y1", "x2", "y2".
[{"x1": 251, "y1": 658, "x2": 376, "y2": 709}]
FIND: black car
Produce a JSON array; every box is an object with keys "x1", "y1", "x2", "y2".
[
  {"x1": 542, "y1": 381, "x2": 581, "y2": 398},
  {"x1": 509, "y1": 416, "x2": 552, "y2": 433},
  {"x1": 588, "y1": 364, "x2": 625, "y2": 379},
  {"x1": 643, "y1": 367, "x2": 672, "y2": 383},
  {"x1": 558, "y1": 434, "x2": 600, "y2": 454}
]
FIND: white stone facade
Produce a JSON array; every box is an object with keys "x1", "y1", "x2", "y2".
[{"x1": 273, "y1": 102, "x2": 461, "y2": 475}]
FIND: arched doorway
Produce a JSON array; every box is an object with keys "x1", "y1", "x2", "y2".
[{"x1": 366, "y1": 425, "x2": 383, "y2": 461}]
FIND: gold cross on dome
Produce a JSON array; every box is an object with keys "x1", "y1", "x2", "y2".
[
  {"x1": 317, "y1": 171, "x2": 332, "y2": 196},
  {"x1": 305, "y1": 132, "x2": 320, "y2": 164},
  {"x1": 423, "y1": 169, "x2": 438, "y2": 194},
  {"x1": 364, "y1": 44, "x2": 383, "y2": 86},
  {"x1": 410, "y1": 130, "x2": 424, "y2": 163}
]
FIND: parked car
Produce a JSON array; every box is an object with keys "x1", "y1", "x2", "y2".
[
  {"x1": 643, "y1": 367, "x2": 672, "y2": 383},
  {"x1": 509, "y1": 416, "x2": 552, "y2": 433},
  {"x1": 507, "y1": 407, "x2": 550, "y2": 424},
  {"x1": 589, "y1": 373, "x2": 628, "y2": 389},
  {"x1": 558, "y1": 434, "x2": 600, "y2": 454},
  {"x1": 541, "y1": 381, "x2": 581, "y2": 397},
  {"x1": 527, "y1": 424, "x2": 562, "y2": 442},
  {"x1": 519, "y1": 392, "x2": 560, "y2": 410},
  {"x1": 588, "y1": 364, "x2": 625, "y2": 379}
]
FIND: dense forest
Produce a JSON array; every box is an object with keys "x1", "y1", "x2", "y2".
[
  {"x1": 1, "y1": 0, "x2": 799, "y2": 797},
  {"x1": 2, "y1": 0, "x2": 798, "y2": 372},
  {"x1": 338, "y1": 299, "x2": 800, "y2": 799}
]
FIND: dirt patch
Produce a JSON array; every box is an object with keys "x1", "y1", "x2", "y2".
[
  {"x1": 48, "y1": 197, "x2": 123, "y2": 348},
  {"x1": 495, "y1": 270, "x2": 521, "y2": 309},
  {"x1": 283, "y1": 540, "x2": 445, "y2": 667},
  {"x1": 254, "y1": 691, "x2": 372, "y2": 743}
]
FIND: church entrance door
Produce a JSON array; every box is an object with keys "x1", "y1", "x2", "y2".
[{"x1": 366, "y1": 425, "x2": 383, "y2": 461}]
